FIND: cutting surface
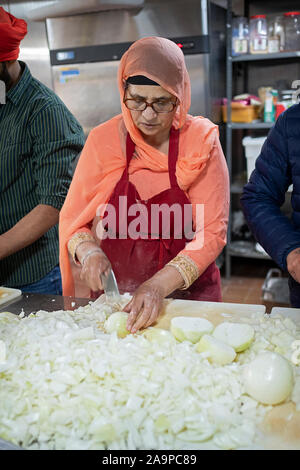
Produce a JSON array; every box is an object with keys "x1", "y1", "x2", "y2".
[{"x1": 156, "y1": 299, "x2": 266, "y2": 329}]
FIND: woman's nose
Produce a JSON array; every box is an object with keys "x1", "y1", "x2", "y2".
[{"x1": 142, "y1": 105, "x2": 157, "y2": 120}]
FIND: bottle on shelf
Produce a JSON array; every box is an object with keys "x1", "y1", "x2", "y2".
[
  {"x1": 249, "y1": 15, "x2": 268, "y2": 54},
  {"x1": 264, "y1": 89, "x2": 276, "y2": 123},
  {"x1": 232, "y1": 17, "x2": 249, "y2": 56},
  {"x1": 268, "y1": 15, "x2": 285, "y2": 53},
  {"x1": 264, "y1": 89, "x2": 273, "y2": 122},
  {"x1": 284, "y1": 12, "x2": 300, "y2": 51}
]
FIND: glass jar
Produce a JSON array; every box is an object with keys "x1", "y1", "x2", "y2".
[
  {"x1": 268, "y1": 15, "x2": 285, "y2": 53},
  {"x1": 250, "y1": 15, "x2": 268, "y2": 54},
  {"x1": 232, "y1": 17, "x2": 249, "y2": 56},
  {"x1": 284, "y1": 11, "x2": 300, "y2": 51}
]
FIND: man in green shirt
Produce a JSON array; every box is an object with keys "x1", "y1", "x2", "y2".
[{"x1": 0, "y1": 7, "x2": 85, "y2": 294}]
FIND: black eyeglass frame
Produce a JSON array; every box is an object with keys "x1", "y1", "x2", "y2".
[{"x1": 123, "y1": 90, "x2": 178, "y2": 114}]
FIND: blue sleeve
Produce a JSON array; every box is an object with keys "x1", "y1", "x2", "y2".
[{"x1": 240, "y1": 111, "x2": 300, "y2": 271}]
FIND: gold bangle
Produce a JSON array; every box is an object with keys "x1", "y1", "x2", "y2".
[
  {"x1": 67, "y1": 232, "x2": 96, "y2": 264},
  {"x1": 167, "y1": 254, "x2": 200, "y2": 290}
]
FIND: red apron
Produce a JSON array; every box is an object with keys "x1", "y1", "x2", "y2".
[{"x1": 100, "y1": 127, "x2": 221, "y2": 301}]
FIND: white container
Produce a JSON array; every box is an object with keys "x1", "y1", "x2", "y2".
[
  {"x1": 242, "y1": 136, "x2": 293, "y2": 192},
  {"x1": 242, "y1": 136, "x2": 268, "y2": 179}
]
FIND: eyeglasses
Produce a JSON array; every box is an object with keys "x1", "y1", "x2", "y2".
[{"x1": 123, "y1": 95, "x2": 177, "y2": 113}]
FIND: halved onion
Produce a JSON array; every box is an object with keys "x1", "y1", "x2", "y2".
[
  {"x1": 212, "y1": 322, "x2": 255, "y2": 352},
  {"x1": 196, "y1": 334, "x2": 236, "y2": 365},
  {"x1": 142, "y1": 327, "x2": 176, "y2": 345},
  {"x1": 170, "y1": 316, "x2": 214, "y2": 343}
]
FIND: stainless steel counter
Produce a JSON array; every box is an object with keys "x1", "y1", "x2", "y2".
[{"x1": 0, "y1": 293, "x2": 90, "y2": 316}]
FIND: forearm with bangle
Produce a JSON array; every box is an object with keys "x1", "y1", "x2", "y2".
[
  {"x1": 67, "y1": 232, "x2": 200, "y2": 288},
  {"x1": 67, "y1": 232, "x2": 101, "y2": 266}
]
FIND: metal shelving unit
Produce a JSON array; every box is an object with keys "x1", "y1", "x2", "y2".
[
  {"x1": 232, "y1": 50, "x2": 300, "y2": 62},
  {"x1": 225, "y1": 0, "x2": 300, "y2": 277},
  {"x1": 229, "y1": 122, "x2": 274, "y2": 129}
]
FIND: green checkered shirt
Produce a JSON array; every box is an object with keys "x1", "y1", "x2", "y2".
[{"x1": 0, "y1": 62, "x2": 85, "y2": 287}]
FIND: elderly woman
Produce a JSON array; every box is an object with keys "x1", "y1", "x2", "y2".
[{"x1": 59, "y1": 37, "x2": 229, "y2": 333}]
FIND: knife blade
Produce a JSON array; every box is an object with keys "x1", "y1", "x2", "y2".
[{"x1": 100, "y1": 269, "x2": 120, "y2": 303}]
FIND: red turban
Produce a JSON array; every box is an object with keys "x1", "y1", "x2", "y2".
[{"x1": 0, "y1": 7, "x2": 27, "y2": 62}]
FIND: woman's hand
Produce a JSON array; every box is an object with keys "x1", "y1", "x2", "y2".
[
  {"x1": 76, "y1": 242, "x2": 111, "y2": 292},
  {"x1": 123, "y1": 280, "x2": 165, "y2": 333},
  {"x1": 123, "y1": 265, "x2": 185, "y2": 333}
]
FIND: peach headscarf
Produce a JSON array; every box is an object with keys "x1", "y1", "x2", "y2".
[{"x1": 59, "y1": 36, "x2": 218, "y2": 296}]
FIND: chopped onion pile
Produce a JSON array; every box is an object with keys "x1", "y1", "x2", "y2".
[{"x1": 0, "y1": 302, "x2": 299, "y2": 450}]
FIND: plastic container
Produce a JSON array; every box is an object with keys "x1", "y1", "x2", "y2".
[
  {"x1": 268, "y1": 15, "x2": 285, "y2": 52},
  {"x1": 250, "y1": 15, "x2": 268, "y2": 53},
  {"x1": 264, "y1": 89, "x2": 274, "y2": 122},
  {"x1": 284, "y1": 11, "x2": 300, "y2": 51},
  {"x1": 232, "y1": 17, "x2": 249, "y2": 56},
  {"x1": 242, "y1": 136, "x2": 268, "y2": 180},
  {"x1": 264, "y1": 89, "x2": 277, "y2": 122},
  {"x1": 222, "y1": 103, "x2": 260, "y2": 123}
]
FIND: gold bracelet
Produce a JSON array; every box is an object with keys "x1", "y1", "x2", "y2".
[
  {"x1": 167, "y1": 254, "x2": 200, "y2": 290},
  {"x1": 67, "y1": 232, "x2": 96, "y2": 265}
]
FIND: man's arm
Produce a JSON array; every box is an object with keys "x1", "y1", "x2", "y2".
[{"x1": 0, "y1": 204, "x2": 59, "y2": 260}]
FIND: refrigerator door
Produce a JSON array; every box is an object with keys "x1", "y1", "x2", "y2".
[{"x1": 52, "y1": 61, "x2": 120, "y2": 136}]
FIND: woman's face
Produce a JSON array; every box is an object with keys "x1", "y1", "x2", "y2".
[{"x1": 125, "y1": 84, "x2": 178, "y2": 142}]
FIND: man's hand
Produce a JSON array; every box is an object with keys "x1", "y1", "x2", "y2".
[{"x1": 287, "y1": 247, "x2": 300, "y2": 283}]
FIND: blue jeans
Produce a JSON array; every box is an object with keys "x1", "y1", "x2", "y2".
[{"x1": 19, "y1": 265, "x2": 62, "y2": 296}]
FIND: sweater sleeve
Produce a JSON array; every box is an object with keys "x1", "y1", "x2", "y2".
[
  {"x1": 240, "y1": 111, "x2": 300, "y2": 271},
  {"x1": 169, "y1": 135, "x2": 229, "y2": 279}
]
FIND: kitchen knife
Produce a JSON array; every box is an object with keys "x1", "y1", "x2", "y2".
[{"x1": 100, "y1": 269, "x2": 120, "y2": 303}]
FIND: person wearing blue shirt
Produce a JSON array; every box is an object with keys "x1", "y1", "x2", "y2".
[{"x1": 241, "y1": 103, "x2": 300, "y2": 307}]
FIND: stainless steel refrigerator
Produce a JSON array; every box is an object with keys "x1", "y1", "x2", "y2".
[{"x1": 45, "y1": 0, "x2": 226, "y2": 137}]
